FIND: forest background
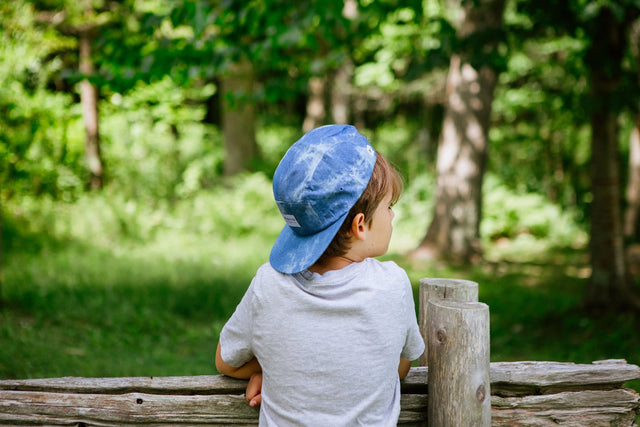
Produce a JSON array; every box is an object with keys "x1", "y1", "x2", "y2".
[{"x1": 1, "y1": 0, "x2": 639, "y2": 393}]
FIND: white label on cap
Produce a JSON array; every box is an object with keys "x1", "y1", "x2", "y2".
[
  {"x1": 367, "y1": 145, "x2": 375, "y2": 156},
  {"x1": 283, "y1": 214, "x2": 301, "y2": 228}
]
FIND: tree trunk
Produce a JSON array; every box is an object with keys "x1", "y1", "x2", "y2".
[
  {"x1": 587, "y1": 109, "x2": 631, "y2": 307},
  {"x1": 221, "y1": 59, "x2": 257, "y2": 176},
  {"x1": 625, "y1": 117, "x2": 640, "y2": 242},
  {"x1": 414, "y1": 0, "x2": 504, "y2": 264},
  {"x1": 329, "y1": 0, "x2": 357, "y2": 126},
  {"x1": 584, "y1": 7, "x2": 640, "y2": 310},
  {"x1": 0, "y1": 198, "x2": 3, "y2": 309},
  {"x1": 78, "y1": 26, "x2": 103, "y2": 190},
  {"x1": 303, "y1": 76, "x2": 327, "y2": 133},
  {"x1": 204, "y1": 79, "x2": 221, "y2": 126},
  {"x1": 626, "y1": 21, "x2": 640, "y2": 244},
  {"x1": 330, "y1": 61, "x2": 353, "y2": 125}
]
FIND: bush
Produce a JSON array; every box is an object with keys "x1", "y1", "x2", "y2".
[
  {"x1": 481, "y1": 175, "x2": 588, "y2": 260},
  {"x1": 101, "y1": 78, "x2": 222, "y2": 201},
  {"x1": 3, "y1": 172, "x2": 282, "y2": 249}
]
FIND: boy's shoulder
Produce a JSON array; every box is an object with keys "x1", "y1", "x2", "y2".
[
  {"x1": 329, "y1": 258, "x2": 411, "y2": 288},
  {"x1": 256, "y1": 262, "x2": 278, "y2": 275},
  {"x1": 364, "y1": 257, "x2": 408, "y2": 278},
  {"x1": 253, "y1": 262, "x2": 286, "y2": 283}
]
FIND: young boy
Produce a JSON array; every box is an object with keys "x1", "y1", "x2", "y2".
[{"x1": 216, "y1": 124, "x2": 424, "y2": 426}]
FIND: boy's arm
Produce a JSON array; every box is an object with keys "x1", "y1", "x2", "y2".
[
  {"x1": 398, "y1": 358, "x2": 412, "y2": 380},
  {"x1": 215, "y1": 342, "x2": 262, "y2": 379}
]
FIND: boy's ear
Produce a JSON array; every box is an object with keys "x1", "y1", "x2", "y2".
[{"x1": 351, "y1": 213, "x2": 367, "y2": 241}]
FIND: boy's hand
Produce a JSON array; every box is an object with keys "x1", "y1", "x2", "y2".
[{"x1": 246, "y1": 372, "x2": 262, "y2": 407}]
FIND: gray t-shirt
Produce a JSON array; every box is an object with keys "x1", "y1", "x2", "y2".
[{"x1": 219, "y1": 258, "x2": 425, "y2": 426}]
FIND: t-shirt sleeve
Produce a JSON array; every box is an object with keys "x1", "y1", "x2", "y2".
[
  {"x1": 400, "y1": 276, "x2": 425, "y2": 361},
  {"x1": 218, "y1": 280, "x2": 256, "y2": 368}
]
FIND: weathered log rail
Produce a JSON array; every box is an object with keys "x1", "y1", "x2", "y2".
[
  {"x1": 1, "y1": 278, "x2": 639, "y2": 426},
  {"x1": 1, "y1": 360, "x2": 638, "y2": 426}
]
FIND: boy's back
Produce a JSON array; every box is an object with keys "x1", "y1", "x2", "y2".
[
  {"x1": 221, "y1": 259, "x2": 423, "y2": 426},
  {"x1": 216, "y1": 125, "x2": 425, "y2": 425}
]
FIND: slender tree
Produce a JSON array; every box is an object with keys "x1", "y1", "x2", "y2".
[
  {"x1": 303, "y1": 0, "x2": 359, "y2": 131},
  {"x1": 31, "y1": 0, "x2": 112, "y2": 190},
  {"x1": 330, "y1": 61, "x2": 354, "y2": 125},
  {"x1": 626, "y1": 22, "x2": 640, "y2": 243},
  {"x1": 78, "y1": 4, "x2": 103, "y2": 189},
  {"x1": 221, "y1": 58, "x2": 258, "y2": 176},
  {"x1": 0, "y1": 198, "x2": 3, "y2": 309},
  {"x1": 329, "y1": 0, "x2": 358, "y2": 126},
  {"x1": 626, "y1": 120, "x2": 640, "y2": 242},
  {"x1": 303, "y1": 76, "x2": 328, "y2": 132},
  {"x1": 414, "y1": 0, "x2": 505, "y2": 263},
  {"x1": 583, "y1": 5, "x2": 640, "y2": 309}
]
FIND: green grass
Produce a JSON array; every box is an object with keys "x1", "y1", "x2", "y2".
[
  {"x1": 3, "y1": 235, "x2": 639, "y2": 387},
  {"x1": 1, "y1": 185, "x2": 639, "y2": 401},
  {"x1": 0, "y1": 234, "x2": 266, "y2": 378}
]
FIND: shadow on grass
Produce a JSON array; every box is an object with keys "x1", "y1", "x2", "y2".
[{"x1": 0, "y1": 230, "x2": 262, "y2": 379}]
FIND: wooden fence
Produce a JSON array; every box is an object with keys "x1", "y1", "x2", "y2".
[{"x1": 1, "y1": 278, "x2": 639, "y2": 426}]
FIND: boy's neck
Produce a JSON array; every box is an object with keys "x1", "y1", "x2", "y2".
[{"x1": 307, "y1": 254, "x2": 363, "y2": 275}]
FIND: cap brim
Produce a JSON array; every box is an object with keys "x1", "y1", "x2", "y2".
[{"x1": 269, "y1": 211, "x2": 348, "y2": 274}]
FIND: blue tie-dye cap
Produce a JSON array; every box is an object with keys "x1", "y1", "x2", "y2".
[{"x1": 270, "y1": 124, "x2": 377, "y2": 274}]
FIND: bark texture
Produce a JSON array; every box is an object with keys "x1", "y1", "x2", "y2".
[
  {"x1": 624, "y1": 119, "x2": 640, "y2": 241},
  {"x1": 415, "y1": 0, "x2": 504, "y2": 263},
  {"x1": 585, "y1": 7, "x2": 640, "y2": 309},
  {"x1": 1, "y1": 361, "x2": 638, "y2": 425},
  {"x1": 78, "y1": 24, "x2": 103, "y2": 190},
  {"x1": 221, "y1": 59, "x2": 257, "y2": 176},
  {"x1": 303, "y1": 76, "x2": 327, "y2": 133}
]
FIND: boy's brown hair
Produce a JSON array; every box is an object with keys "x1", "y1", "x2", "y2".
[{"x1": 315, "y1": 152, "x2": 403, "y2": 265}]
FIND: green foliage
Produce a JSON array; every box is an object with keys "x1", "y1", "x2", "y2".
[
  {"x1": 253, "y1": 124, "x2": 301, "y2": 176},
  {"x1": 1, "y1": 0, "x2": 622, "y2": 236},
  {"x1": 355, "y1": 7, "x2": 421, "y2": 89},
  {"x1": 391, "y1": 172, "x2": 435, "y2": 251},
  {"x1": 0, "y1": 1, "x2": 84, "y2": 198},
  {"x1": 100, "y1": 77, "x2": 220, "y2": 200},
  {"x1": 354, "y1": 1, "x2": 452, "y2": 89},
  {"x1": 490, "y1": 6, "x2": 592, "y2": 211},
  {"x1": 501, "y1": 0, "x2": 640, "y2": 218},
  {"x1": 371, "y1": 119, "x2": 430, "y2": 181},
  {"x1": 0, "y1": 86, "x2": 84, "y2": 199},
  {"x1": 481, "y1": 175, "x2": 588, "y2": 261},
  {"x1": 4, "y1": 171, "x2": 281, "y2": 247},
  {"x1": 171, "y1": 172, "x2": 282, "y2": 240}
]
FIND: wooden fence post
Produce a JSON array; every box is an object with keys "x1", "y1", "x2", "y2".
[
  {"x1": 418, "y1": 278, "x2": 479, "y2": 366},
  {"x1": 427, "y1": 298, "x2": 491, "y2": 426},
  {"x1": 419, "y1": 278, "x2": 490, "y2": 426}
]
